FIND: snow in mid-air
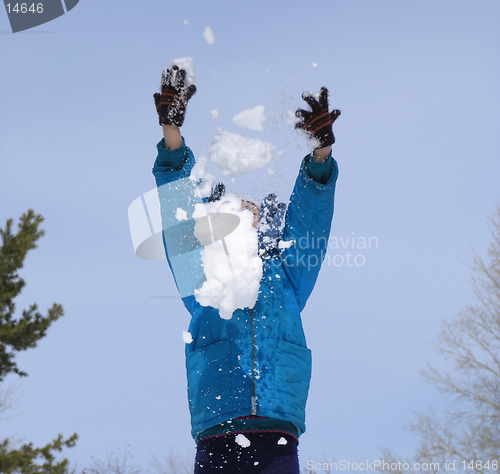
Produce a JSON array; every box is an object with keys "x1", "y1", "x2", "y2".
[
  {"x1": 278, "y1": 239, "x2": 294, "y2": 249},
  {"x1": 192, "y1": 193, "x2": 263, "y2": 320},
  {"x1": 208, "y1": 130, "x2": 274, "y2": 179},
  {"x1": 175, "y1": 208, "x2": 188, "y2": 221},
  {"x1": 232, "y1": 105, "x2": 267, "y2": 132},
  {"x1": 204, "y1": 26, "x2": 215, "y2": 45},
  {"x1": 235, "y1": 434, "x2": 251, "y2": 448},
  {"x1": 210, "y1": 109, "x2": 219, "y2": 119},
  {"x1": 182, "y1": 331, "x2": 193, "y2": 344},
  {"x1": 190, "y1": 154, "x2": 216, "y2": 198}
]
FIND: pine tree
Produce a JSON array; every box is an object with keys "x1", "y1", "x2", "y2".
[{"x1": 0, "y1": 209, "x2": 77, "y2": 473}]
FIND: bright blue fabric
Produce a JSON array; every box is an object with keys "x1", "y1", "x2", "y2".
[
  {"x1": 152, "y1": 139, "x2": 338, "y2": 442},
  {"x1": 155, "y1": 137, "x2": 187, "y2": 169},
  {"x1": 305, "y1": 153, "x2": 334, "y2": 185}
]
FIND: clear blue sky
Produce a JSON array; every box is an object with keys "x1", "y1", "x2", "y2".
[{"x1": 1, "y1": 1, "x2": 499, "y2": 471}]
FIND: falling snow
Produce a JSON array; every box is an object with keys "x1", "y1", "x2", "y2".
[
  {"x1": 235, "y1": 434, "x2": 251, "y2": 448},
  {"x1": 204, "y1": 25, "x2": 215, "y2": 45},
  {"x1": 208, "y1": 130, "x2": 274, "y2": 178},
  {"x1": 175, "y1": 207, "x2": 188, "y2": 221},
  {"x1": 232, "y1": 105, "x2": 267, "y2": 132}
]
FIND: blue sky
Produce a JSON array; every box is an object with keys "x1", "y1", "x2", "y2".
[{"x1": 1, "y1": 0, "x2": 499, "y2": 471}]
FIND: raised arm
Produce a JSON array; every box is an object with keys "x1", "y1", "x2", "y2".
[
  {"x1": 152, "y1": 66, "x2": 205, "y2": 301},
  {"x1": 281, "y1": 87, "x2": 341, "y2": 310}
]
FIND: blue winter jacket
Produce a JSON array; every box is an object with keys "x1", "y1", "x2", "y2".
[{"x1": 153, "y1": 140, "x2": 338, "y2": 442}]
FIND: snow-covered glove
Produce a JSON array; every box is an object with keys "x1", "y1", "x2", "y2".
[
  {"x1": 258, "y1": 193, "x2": 286, "y2": 257},
  {"x1": 295, "y1": 87, "x2": 341, "y2": 147},
  {"x1": 153, "y1": 66, "x2": 197, "y2": 127}
]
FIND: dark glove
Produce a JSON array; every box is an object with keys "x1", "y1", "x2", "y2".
[
  {"x1": 295, "y1": 87, "x2": 340, "y2": 148},
  {"x1": 153, "y1": 66, "x2": 197, "y2": 127},
  {"x1": 206, "y1": 183, "x2": 225, "y2": 203}
]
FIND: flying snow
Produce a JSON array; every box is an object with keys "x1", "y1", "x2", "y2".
[
  {"x1": 277, "y1": 437, "x2": 288, "y2": 445},
  {"x1": 182, "y1": 331, "x2": 193, "y2": 344},
  {"x1": 208, "y1": 130, "x2": 274, "y2": 178},
  {"x1": 175, "y1": 207, "x2": 188, "y2": 221},
  {"x1": 312, "y1": 62, "x2": 318, "y2": 68},
  {"x1": 210, "y1": 109, "x2": 219, "y2": 119},
  {"x1": 235, "y1": 434, "x2": 251, "y2": 448},
  {"x1": 278, "y1": 239, "x2": 294, "y2": 249},
  {"x1": 190, "y1": 155, "x2": 215, "y2": 198},
  {"x1": 204, "y1": 26, "x2": 215, "y2": 45},
  {"x1": 165, "y1": 57, "x2": 195, "y2": 87},
  {"x1": 193, "y1": 193, "x2": 263, "y2": 320},
  {"x1": 232, "y1": 105, "x2": 267, "y2": 132}
]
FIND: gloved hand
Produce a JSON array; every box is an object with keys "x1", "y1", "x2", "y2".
[
  {"x1": 206, "y1": 183, "x2": 225, "y2": 203},
  {"x1": 153, "y1": 66, "x2": 197, "y2": 127},
  {"x1": 295, "y1": 87, "x2": 340, "y2": 148}
]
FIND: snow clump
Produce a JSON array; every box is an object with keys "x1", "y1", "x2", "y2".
[
  {"x1": 175, "y1": 208, "x2": 188, "y2": 221},
  {"x1": 278, "y1": 239, "x2": 294, "y2": 249},
  {"x1": 208, "y1": 131, "x2": 274, "y2": 178},
  {"x1": 235, "y1": 434, "x2": 251, "y2": 448},
  {"x1": 210, "y1": 109, "x2": 219, "y2": 119},
  {"x1": 204, "y1": 26, "x2": 215, "y2": 45},
  {"x1": 277, "y1": 437, "x2": 288, "y2": 445},
  {"x1": 165, "y1": 57, "x2": 195, "y2": 87},
  {"x1": 232, "y1": 105, "x2": 267, "y2": 132},
  {"x1": 193, "y1": 193, "x2": 263, "y2": 320},
  {"x1": 182, "y1": 331, "x2": 193, "y2": 344}
]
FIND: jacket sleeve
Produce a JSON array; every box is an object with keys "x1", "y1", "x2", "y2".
[
  {"x1": 152, "y1": 138, "x2": 207, "y2": 300},
  {"x1": 153, "y1": 137, "x2": 195, "y2": 185},
  {"x1": 280, "y1": 152, "x2": 339, "y2": 311}
]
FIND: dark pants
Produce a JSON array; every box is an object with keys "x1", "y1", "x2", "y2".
[{"x1": 194, "y1": 432, "x2": 300, "y2": 474}]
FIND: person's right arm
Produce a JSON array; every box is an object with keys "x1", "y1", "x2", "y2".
[{"x1": 152, "y1": 66, "x2": 205, "y2": 301}]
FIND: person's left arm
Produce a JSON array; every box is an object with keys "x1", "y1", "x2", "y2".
[{"x1": 280, "y1": 87, "x2": 341, "y2": 310}]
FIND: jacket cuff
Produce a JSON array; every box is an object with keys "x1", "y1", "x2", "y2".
[
  {"x1": 155, "y1": 137, "x2": 188, "y2": 169},
  {"x1": 305, "y1": 152, "x2": 334, "y2": 185},
  {"x1": 302, "y1": 152, "x2": 338, "y2": 187}
]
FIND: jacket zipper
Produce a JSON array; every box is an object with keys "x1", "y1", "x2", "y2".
[{"x1": 249, "y1": 308, "x2": 257, "y2": 415}]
